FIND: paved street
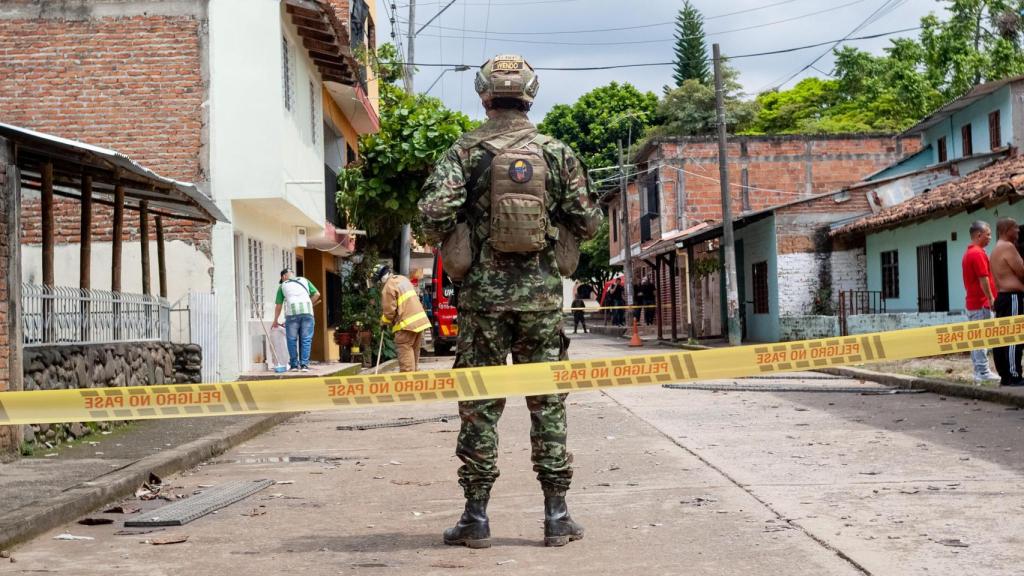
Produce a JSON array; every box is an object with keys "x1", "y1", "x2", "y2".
[{"x1": 5, "y1": 333, "x2": 1023, "y2": 575}]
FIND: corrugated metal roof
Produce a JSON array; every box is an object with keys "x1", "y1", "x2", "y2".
[{"x1": 0, "y1": 122, "x2": 227, "y2": 223}]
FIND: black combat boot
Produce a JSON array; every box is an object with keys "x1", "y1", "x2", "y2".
[
  {"x1": 443, "y1": 498, "x2": 491, "y2": 548},
  {"x1": 543, "y1": 494, "x2": 584, "y2": 547}
]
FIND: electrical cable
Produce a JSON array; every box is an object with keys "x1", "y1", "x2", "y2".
[
  {"x1": 405, "y1": 0, "x2": 865, "y2": 38},
  {"x1": 391, "y1": 25, "x2": 922, "y2": 71}
]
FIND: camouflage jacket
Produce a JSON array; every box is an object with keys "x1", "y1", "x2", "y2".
[{"x1": 419, "y1": 109, "x2": 603, "y2": 312}]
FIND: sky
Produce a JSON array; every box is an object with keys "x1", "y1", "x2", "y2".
[{"x1": 377, "y1": 0, "x2": 947, "y2": 121}]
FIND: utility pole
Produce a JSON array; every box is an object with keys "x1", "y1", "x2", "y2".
[
  {"x1": 619, "y1": 140, "x2": 634, "y2": 308},
  {"x1": 713, "y1": 43, "x2": 741, "y2": 346},
  {"x1": 399, "y1": 0, "x2": 416, "y2": 274}
]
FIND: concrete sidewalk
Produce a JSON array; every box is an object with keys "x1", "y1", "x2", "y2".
[{"x1": 0, "y1": 363, "x2": 362, "y2": 550}]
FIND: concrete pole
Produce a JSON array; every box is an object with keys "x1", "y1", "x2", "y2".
[
  {"x1": 619, "y1": 141, "x2": 634, "y2": 308},
  {"x1": 713, "y1": 43, "x2": 741, "y2": 346},
  {"x1": 398, "y1": 0, "x2": 415, "y2": 275}
]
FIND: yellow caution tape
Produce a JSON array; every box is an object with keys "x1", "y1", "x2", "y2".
[{"x1": 2, "y1": 315, "x2": 1023, "y2": 425}]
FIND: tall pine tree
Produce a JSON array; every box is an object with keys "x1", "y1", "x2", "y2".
[{"x1": 673, "y1": 1, "x2": 710, "y2": 86}]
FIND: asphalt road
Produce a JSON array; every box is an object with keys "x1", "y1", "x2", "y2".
[{"x1": 6, "y1": 333, "x2": 1023, "y2": 575}]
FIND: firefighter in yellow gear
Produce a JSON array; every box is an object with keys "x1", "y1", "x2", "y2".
[{"x1": 375, "y1": 265, "x2": 430, "y2": 371}]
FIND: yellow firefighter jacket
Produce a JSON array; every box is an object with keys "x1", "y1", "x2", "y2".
[{"x1": 380, "y1": 274, "x2": 430, "y2": 334}]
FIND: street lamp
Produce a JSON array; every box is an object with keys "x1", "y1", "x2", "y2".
[{"x1": 425, "y1": 65, "x2": 471, "y2": 95}]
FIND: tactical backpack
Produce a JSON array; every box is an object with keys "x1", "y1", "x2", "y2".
[{"x1": 483, "y1": 132, "x2": 551, "y2": 254}]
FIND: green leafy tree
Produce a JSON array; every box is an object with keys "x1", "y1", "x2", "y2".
[
  {"x1": 673, "y1": 0, "x2": 710, "y2": 86},
  {"x1": 336, "y1": 44, "x2": 475, "y2": 252},
  {"x1": 749, "y1": 0, "x2": 1024, "y2": 134},
  {"x1": 648, "y1": 62, "x2": 758, "y2": 137},
  {"x1": 538, "y1": 82, "x2": 658, "y2": 171}
]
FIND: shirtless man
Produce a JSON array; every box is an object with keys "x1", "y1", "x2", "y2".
[{"x1": 989, "y1": 217, "x2": 1024, "y2": 386}]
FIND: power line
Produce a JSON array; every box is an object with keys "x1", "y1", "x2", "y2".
[
  {"x1": 393, "y1": 26, "x2": 922, "y2": 71},
  {"x1": 768, "y1": 0, "x2": 907, "y2": 90},
  {"x1": 481, "y1": 0, "x2": 492, "y2": 58},
  {"x1": 402, "y1": 0, "x2": 863, "y2": 37}
]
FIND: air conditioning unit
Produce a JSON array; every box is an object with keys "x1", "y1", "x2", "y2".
[{"x1": 295, "y1": 227, "x2": 307, "y2": 248}]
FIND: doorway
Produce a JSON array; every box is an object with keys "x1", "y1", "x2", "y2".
[{"x1": 917, "y1": 241, "x2": 948, "y2": 312}]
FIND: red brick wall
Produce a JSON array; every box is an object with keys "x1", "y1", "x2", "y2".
[{"x1": 0, "y1": 14, "x2": 211, "y2": 250}]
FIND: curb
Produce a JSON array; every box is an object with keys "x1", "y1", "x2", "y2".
[
  {"x1": 655, "y1": 340, "x2": 1024, "y2": 409},
  {"x1": 0, "y1": 365, "x2": 367, "y2": 551},
  {"x1": 0, "y1": 411, "x2": 295, "y2": 551}
]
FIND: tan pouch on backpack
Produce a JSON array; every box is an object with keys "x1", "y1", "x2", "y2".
[
  {"x1": 553, "y1": 223, "x2": 580, "y2": 276},
  {"x1": 440, "y1": 222, "x2": 472, "y2": 281}
]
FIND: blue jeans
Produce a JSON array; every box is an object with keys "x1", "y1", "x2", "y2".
[
  {"x1": 285, "y1": 314, "x2": 315, "y2": 368},
  {"x1": 967, "y1": 308, "x2": 993, "y2": 378}
]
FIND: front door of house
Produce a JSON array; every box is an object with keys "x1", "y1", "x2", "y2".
[{"x1": 917, "y1": 241, "x2": 949, "y2": 312}]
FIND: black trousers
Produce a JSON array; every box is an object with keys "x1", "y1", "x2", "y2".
[{"x1": 993, "y1": 292, "x2": 1024, "y2": 383}]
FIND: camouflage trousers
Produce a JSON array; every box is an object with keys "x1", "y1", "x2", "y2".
[{"x1": 453, "y1": 309, "x2": 572, "y2": 500}]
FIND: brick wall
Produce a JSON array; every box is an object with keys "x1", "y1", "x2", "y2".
[
  {"x1": 0, "y1": 13, "x2": 211, "y2": 251},
  {"x1": 619, "y1": 135, "x2": 919, "y2": 235}
]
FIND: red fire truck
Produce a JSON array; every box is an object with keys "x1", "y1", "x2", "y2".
[{"x1": 429, "y1": 249, "x2": 458, "y2": 355}]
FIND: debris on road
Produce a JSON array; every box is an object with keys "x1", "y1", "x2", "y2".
[
  {"x1": 77, "y1": 518, "x2": 114, "y2": 526},
  {"x1": 146, "y1": 534, "x2": 189, "y2": 545},
  {"x1": 104, "y1": 504, "x2": 141, "y2": 514},
  {"x1": 53, "y1": 533, "x2": 95, "y2": 541},
  {"x1": 934, "y1": 538, "x2": 969, "y2": 548},
  {"x1": 496, "y1": 559, "x2": 517, "y2": 566}
]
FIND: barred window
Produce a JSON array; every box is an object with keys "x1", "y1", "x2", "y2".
[
  {"x1": 282, "y1": 37, "x2": 294, "y2": 111},
  {"x1": 881, "y1": 250, "x2": 899, "y2": 299},
  {"x1": 248, "y1": 238, "x2": 265, "y2": 318},
  {"x1": 989, "y1": 110, "x2": 1001, "y2": 151}
]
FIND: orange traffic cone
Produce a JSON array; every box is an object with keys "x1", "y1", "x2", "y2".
[{"x1": 629, "y1": 318, "x2": 643, "y2": 347}]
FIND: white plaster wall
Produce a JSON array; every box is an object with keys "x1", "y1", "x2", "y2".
[
  {"x1": 830, "y1": 249, "x2": 867, "y2": 296},
  {"x1": 21, "y1": 241, "x2": 211, "y2": 303},
  {"x1": 777, "y1": 252, "x2": 819, "y2": 316}
]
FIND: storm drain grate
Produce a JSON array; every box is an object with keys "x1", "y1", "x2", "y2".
[{"x1": 125, "y1": 479, "x2": 275, "y2": 527}]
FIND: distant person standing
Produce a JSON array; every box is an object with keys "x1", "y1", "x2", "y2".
[
  {"x1": 272, "y1": 268, "x2": 321, "y2": 372},
  {"x1": 639, "y1": 275, "x2": 656, "y2": 326},
  {"x1": 989, "y1": 218, "x2": 1024, "y2": 386},
  {"x1": 962, "y1": 221, "x2": 1000, "y2": 383}
]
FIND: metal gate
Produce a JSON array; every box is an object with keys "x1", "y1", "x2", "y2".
[{"x1": 188, "y1": 291, "x2": 218, "y2": 383}]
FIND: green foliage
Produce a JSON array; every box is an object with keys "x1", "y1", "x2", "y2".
[
  {"x1": 749, "y1": 0, "x2": 1024, "y2": 134},
  {"x1": 646, "y1": 62, "x2": 758, "y2": 138},
  {"x1": 336, "y1": 44, "x2": 475, "y2": 253},
  {"x1": 692, "y1": 256, "x2": 720, "y2": 279},
  {"x1": 574, "y1": 220, "x2": 614, "y2": 284},
  {"x1": 673, "y1": 1, "x2": 710, "y2": 87},
  {"x1": 336, "y1": 254, "x2": 396, "y2": 362},
  {"x1": 538, "y1": 82, "x2": 658, "y2": 170}
]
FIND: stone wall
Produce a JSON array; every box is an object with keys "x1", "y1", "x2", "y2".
[
  {"x1": 846, "y1": 312, "x2": 967, "y2": 335},
  {"x1": 779, "y1": 315, "x2": 840, "y2": 341},
  {"x1": 20, "y1": 342, "x2": 201, "y2": 450}
]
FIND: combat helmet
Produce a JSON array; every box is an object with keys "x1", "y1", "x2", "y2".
[{"x1": 475, "y1": 54, "x2": 540, "y2": 104}]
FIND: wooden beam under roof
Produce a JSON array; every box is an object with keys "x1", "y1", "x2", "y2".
[
  {"x1": 290, "y1": 15, "x2": 331, "y2": 32},
  {"x1": 312, "y1": 57, "x2": 350, "y2": 73},
  {"x1": 295, "y1": 26, "x2": 336, "y2": 43}
]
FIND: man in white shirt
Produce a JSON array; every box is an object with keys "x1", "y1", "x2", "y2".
[{"x1": 272, "y1": 268, "x2": 321, "y2": 371}]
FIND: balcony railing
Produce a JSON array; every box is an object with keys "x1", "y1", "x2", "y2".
[{"x1": 22, "y1": 284, "x2": 170, "y2": 346}]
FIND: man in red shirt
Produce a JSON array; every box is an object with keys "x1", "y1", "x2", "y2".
[{"x1": 962, "y1": 220, "x2": 1000, "y2": 382}]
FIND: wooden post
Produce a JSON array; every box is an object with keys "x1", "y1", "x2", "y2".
[
  {"x1": 112, "y1": 183, "x2": 125, "y2": 340},
  {"x1": 41, "y1": 162, "x2": 54, "y2": 343},
  {"x1": 156, "y1": 216, "x2": 167, "y2": 298},
  {"x1": 670, "y1": 252, "x2": 679, "y2": 342},
  {"x1": 2, "y1": 141, "x2": 25, "y2": 454},
  {"x1": 80, "y1": 174, "x2": 92, "y2": 341},
  {"x1": 80, "y1": 174, "x2": 92, "y2": 290},
  {"x1": 139, "y1": 201, "x2": 151, "y2": 296},
  {"x1": 655, "y1": 256, "x2": 663, "y2": 341},
  {"x1": 686, "y1": 244, "x2": 697, "y2": 341},
  {"x1": 111, "y1": 184, "x2": 125, "y2": 292}
]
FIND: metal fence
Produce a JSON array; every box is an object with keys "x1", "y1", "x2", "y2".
[
  {"x1": 22, "y1": 284, "x2": 170, "y2": 346},
  {"x1": 838, "y1": 290, "x2": 886, "y2": 336}
]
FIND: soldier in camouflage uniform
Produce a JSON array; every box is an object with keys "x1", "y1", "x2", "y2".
[{"x1": 419, "y1": 54, "x2": 602, "y2": 548}]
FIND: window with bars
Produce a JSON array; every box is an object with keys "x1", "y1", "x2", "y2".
[
  {"x1": 881, "y1": 250, "x2": 899, "y2": 299},
  {"x1": 282, "y1": 37, "x2": 294, "y2": 111},
  {"x1": 937, "y1": 137, "x2": 947, "y2": 163},
  {"x1": 248, "y1": 238, "x2": 264, "y2": 318},
  {"x1": 752, "y1": 261, "x2": 769, "y2": 314},
  {"x1": 989, "y1": 110, "x2": 1001, "y2": 150},
  {"x1": 281, "y1": 249, "x2": 294, "y2": 273},
  {"x1": 961, "y1": 123, "x2": 973, "y2": 157},
  {"x1": 309, "y1": 79, "x2": 318, "y2": 144}
]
